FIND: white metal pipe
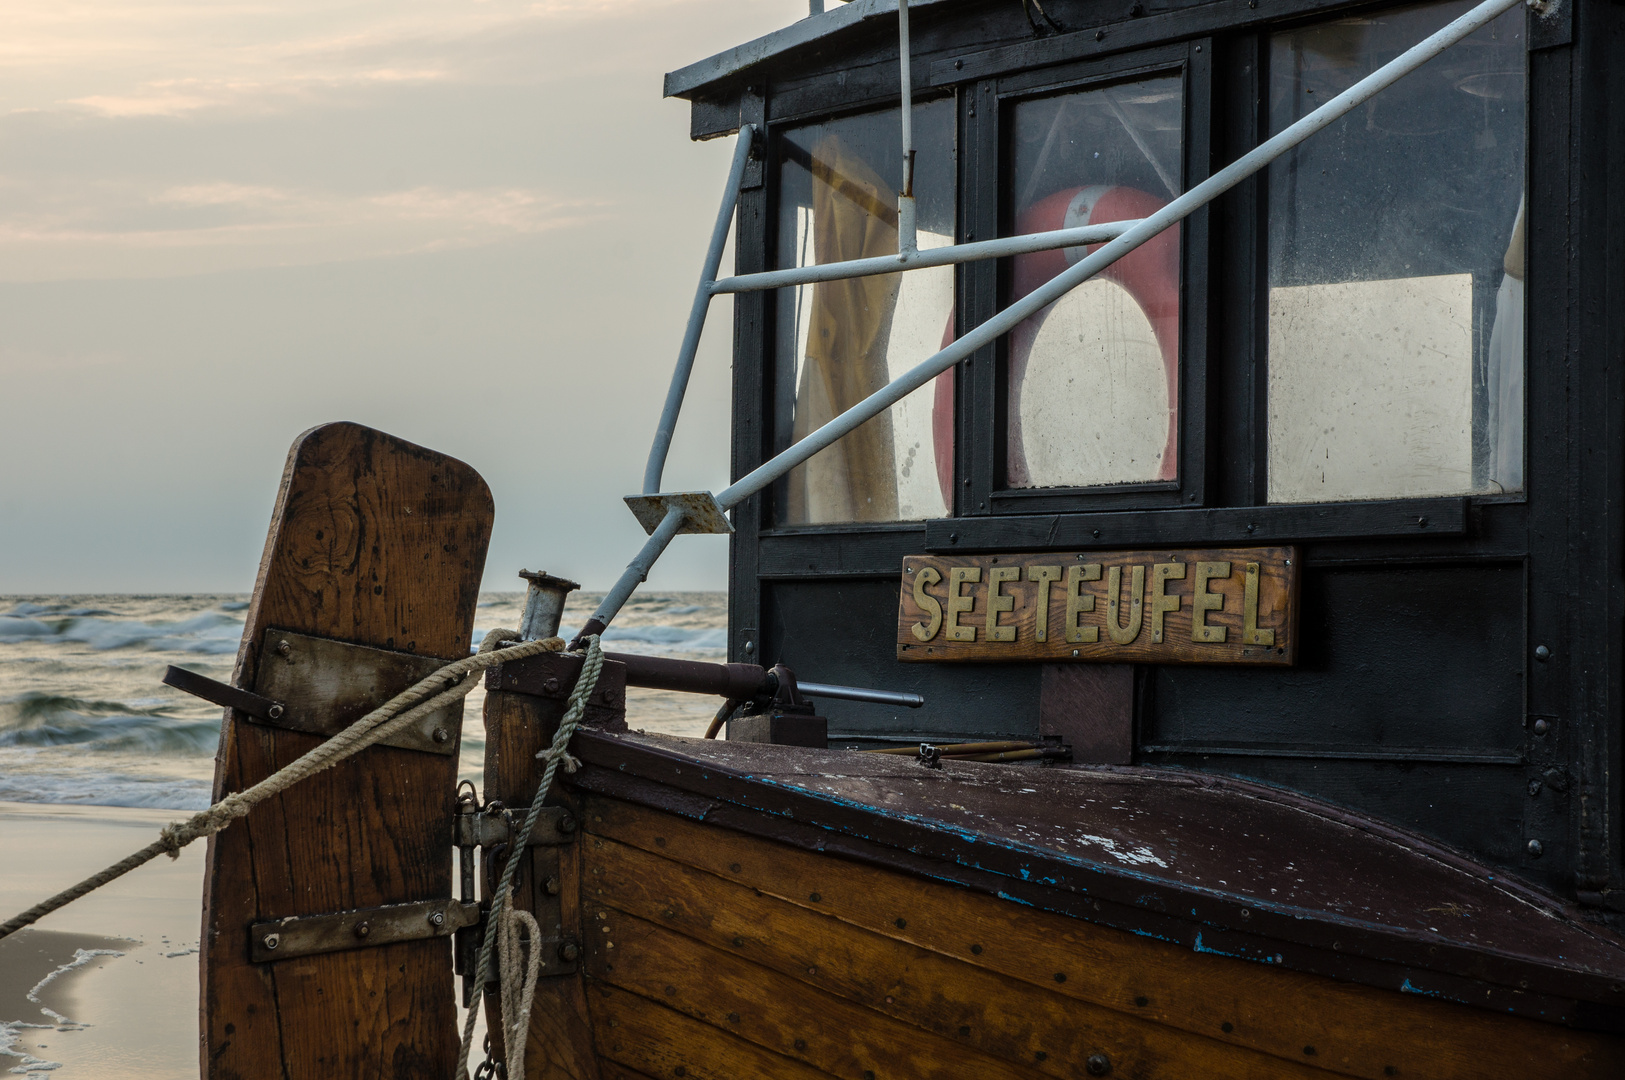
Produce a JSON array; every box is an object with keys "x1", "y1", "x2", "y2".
[
  {"x1": 715, "y1": 0, "x2": 1526, "y2": 513},
  {"x1": 709, "y1": 218, "x2": 1135, "y2": 294},
  {"x1": 898, "y1": 0, "x2": 916, "y2": 242},
  {"x1": 642, "y1": 124, "x2": 757, "y2": 495}
]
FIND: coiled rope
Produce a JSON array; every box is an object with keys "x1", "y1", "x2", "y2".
[
  {"x1": 455, "y1": 635, "x2": 604, "y2": 1080},
  {"x1": 0, "y1": 628, "x2": 565, "y2": 943}
]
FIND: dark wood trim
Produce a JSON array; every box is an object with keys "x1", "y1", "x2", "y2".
[
  {"x1": 923, "y1": 496, "x2": 1468, "y2": 552},
  {"x1": 730, "y1": 86, "x2": 768, "y2": 665},
  {"x1": 758, "y1": 525, "x2": 926, "y2": 579}
]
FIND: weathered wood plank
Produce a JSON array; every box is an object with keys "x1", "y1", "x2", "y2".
[
  {"x1": 584, "y1": 797, "x2": 1625, "y2": 1080},
  {"x1": 201, "y1": 422, "x2": 492, "y2": 1079},
  {"x1": 482, "y1": 686, "x2": 613, "y2": 1080},
  {"x1": 897, "y1": 548, "x2": 1298, "y2": 664},
  {"x1": 588, "y1": 982, "x2": 838, "y2": 1080},
  {"x1": 583, "y1": 832, "x2": 1327, "y2": 1080},
  {"x1": 591, "y1": 909, "x2": 1121, "y2": 1080}
]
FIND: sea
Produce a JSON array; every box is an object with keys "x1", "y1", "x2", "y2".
[{"x1": 0, "y1": 591, "x2": 729, "y2": 812}]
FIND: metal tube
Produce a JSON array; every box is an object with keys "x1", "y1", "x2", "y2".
[
  {"x1": 709, "y1": 219, "x2": 1135, "y2": 294},
  {"x1": 580, "y1": 504, "x2": 686, "y2": 641},
  {"x1": 897, "y1": 0, "x2": 916, "y2": 257},
  {"x1": 715, "y1": 0, "x2": 1524, "y2": 513},
  {"x1": 642, "y1": 124, "x2": 758, "y2": 495},
  {"x1": 798, "y1": 681, "x2": 926, "y2": 708}
]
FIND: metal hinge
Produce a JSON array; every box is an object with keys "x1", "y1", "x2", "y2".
[
  {"x1": 454, "y1": 805, "x2": 579, "y2": 848},
  {"x1": 250, "y1": 897, "x2": 478, "y2": 963}
]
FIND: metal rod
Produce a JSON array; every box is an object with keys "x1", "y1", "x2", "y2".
[
  {"x1": 709, "y1": 218, "x2": 1135, "y2": 294},
  {"x1": 897, "y1": 0, "x2": 917, "y2": 254},
  {"x1": 798, "y1": 681, "x2": 925, "y2": 708},
  {"x1": 578, "y1": 504, "x2": 686, "y2": 643},
  {"x1": 714, "y1": 0, "x2": 1525, "y2": 514},
  {"x1": 642, "y1": 124, "x2": 757, "y2": 495}
]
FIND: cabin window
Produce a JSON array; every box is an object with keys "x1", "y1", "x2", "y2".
[
  {"x1": 1266, "y1": 0, "x2": 1525, "y2": 503},
  {"x1": 773, "y1": 100, "x2": 958, "y2": 525},
  {"x1": 1004, "y1": 74, "x2": 1185, "y2": 491}
]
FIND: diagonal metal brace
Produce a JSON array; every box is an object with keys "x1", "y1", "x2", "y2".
[{"x1": 624, "y1": 491, "x2": 733, "y2": 536}]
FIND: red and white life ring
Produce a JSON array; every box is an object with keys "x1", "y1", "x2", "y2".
[{"x1": 932, "y1": 185, "x2": 1179, "y2": 504}]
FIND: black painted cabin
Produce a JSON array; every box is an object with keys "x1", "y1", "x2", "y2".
[{"x1": 663, "y1": 0, "x2": 1624, "y2": 918}]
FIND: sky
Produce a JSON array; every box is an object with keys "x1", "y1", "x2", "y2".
[{"x1": 0, "y1": 0, "x2": 810, "y2": 594}]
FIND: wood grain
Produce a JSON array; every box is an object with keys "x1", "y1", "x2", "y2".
[
  {"x1": 897, "y1": 547, "x2": 1298, "y2": 664},
  {"x1": 200, "y1": 422, "x2": 492, "y2": 1079},
  {"x1": 582, "y1": 797, "x2": 1625, "y2": 1080},
  {"x1": 583, "y1": 832, "x2": 1326, "y2": 1080},
  {"x1": 589, "y1": 982, "x2": 837, "y2": 1080}
]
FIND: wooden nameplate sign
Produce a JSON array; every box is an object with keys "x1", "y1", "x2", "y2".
[{"x1": 897, "y1": 547, "x2": 1298, "y2": 665}]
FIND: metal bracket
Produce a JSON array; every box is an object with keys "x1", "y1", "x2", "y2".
[
  {"x1": 250, "y1": 898, "x2": 478, "y2": 963},
  {"x1": 624, "y1": 491, "x2": 733, "y2": 535},
  {"x1": 248, "y1": 629, "x2": 463, "y2": 755},
  {"x1": 454, "y1": 805, "x2": 579, "y2": 848}
]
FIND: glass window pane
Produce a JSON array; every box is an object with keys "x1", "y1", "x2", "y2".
[
  {"x1": 774, "y1": 100, "x2": 956, "y2": 525},
  {"x1": 1267, "y1": 0, "x2": 1525, "y2": 503},
  {"x1": 1005, "y1": 75, "x2": 1184, "y2": 490}
]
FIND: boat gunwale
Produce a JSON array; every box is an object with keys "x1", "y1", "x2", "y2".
[{"x1": 564, "y1": 728, "x2": 1625, "y2": 1032}]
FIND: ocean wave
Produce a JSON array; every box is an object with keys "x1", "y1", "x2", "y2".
[
  {"x1": 0, "y1": 693, "x2": 219, "y2": 754},
  {"x1": 0, "y1": 609, "x2": 242, "y2": 654},
  {"x1": 0, "y1": 766, "x2": 213, "y2": 811}
]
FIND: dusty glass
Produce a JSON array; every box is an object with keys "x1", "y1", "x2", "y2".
[
  {"x1": 773, "y1": 100, "x2": 956, "y2": 525},
  {"x1": 1267, "y1": 0, "x2": 1525, "y2": 503},
  {"x1": 1004, "y1": 74, "x2": 1184, "y2": 490}
]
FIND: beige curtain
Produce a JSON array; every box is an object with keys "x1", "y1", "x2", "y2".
[{"x1": 787, "y1": 135, "x2": 903, "y2": 524}]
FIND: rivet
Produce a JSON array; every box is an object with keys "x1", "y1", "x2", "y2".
[
  {"x1": 354, "y1": 921, "x2": 371, "y2": 939},
  {"x1": 1533, "y1": 718, "x2": 1550, "y2": 735},
  {"x1": 954, "y1": 59, "x2": 963, "y2": 69},
  {"x1": 545, "y1": 876, "x2": 561, "y2": 896},
  {"x1": 794, "y1": 1039, "x2": 807, "y2": 1051},
  {"x1": 1054, "y1": 972, "x2": 1067, "y2": 983},
  {"x1": 1418, "y1": 516, "x2": 1428, "y2": 527},
  {"x1": 543, "y1": 677, "x2": 561, "y2": 694},
  {"x1": 1073, "y1": 649, "x2": 1081, "y2": 657},
  {"x1": 558, "y1": 940, "x2": 580, "y2": 962},
  {"x1": 1095, "y1": 28, "x2": 1106, "y2": 40},
  {"x1": 949, "y1": 533, "x2": 960, "y2": 544},
  {"x1": 970, "y1": 944, "x2": 982, "y2": 954},
  {"x1": 1092, "y1": 529, "x2": 1101, "y2": 538},
  {"x1": 895, "y1": 918, "x2": 907, "y2": 929},
  {"x1": 263, "y1": 933, "x2": 280, "y2": 950},
  {"x1": 1086, "y1": 1053, "x2": 1111, "y2": 1076},
  {"x1": 809, "y1": 893, "x2": 821, "y2": 902},
  {"x1": 1221, "y1": 1021, "x2": 1233, "y2": 1033},
  {"x1": 432, "y1": 728, "x2": 449, "y2": 744},
  {"x1": 1134, "y1": 995, "x2": 1148, "y2": 1006},
  {"x1": 727, "y1": 1012, "x2": 740, "y2": 1024},
  {"x1": 1527, "y1": 839, "x2": 1544, "y2": 858},
  {"x1": 559, "y1": 815, "x2": 577, "y2": 834},
  {"x1": 428, "y1": 911, "x2": 445, "y2": 927},
  {"x1": 1534, "y1": 645, "x2": 1551, "y2": 661}
]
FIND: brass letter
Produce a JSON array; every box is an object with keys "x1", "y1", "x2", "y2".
[
  {"x1": 985, "y1": 566, "x2": 1020, "y2": 642},
  {"x1": 1027, "y1": 565, "x2": 1062, "y2": 642},
  {"x1": 946, "y1": 566, "x2": 981, "y2": 642},
  {"x1": 1242, "y1": 562, "x2": 1275, "y2": 646},
  {"x1": 1106, "y1": 565, "x2": 1146, "y2": 645},
  {"x1": 1149, "y1": 562, "x2": 1186, "y2": 644},
  {"x1": 1191, "y1": 561, "x2": 1231, "y2": 643},
  {"x1": 1065, "y1": 564, "x2": 1101, "y2": 644},
  {"x1": 911, "y1": 566, "x2": 943, "y2": 642}
]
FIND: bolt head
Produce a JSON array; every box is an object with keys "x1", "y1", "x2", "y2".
[
  {"x1": 428, "y1": 911, "x2": 445, "y2": 927},
  {"x1": 543, "y1": 677, "x2": 561, "y2": 694},
  {"x1": 1527, "y1": 839, "x2": 1544, "y2": 858},
  {"x1": 266, "y1": 704, "x2": 284, "y2": 720},
  {"x1": 276, "y1": 640, "x2": 292, "y2": 657},
  {"x1": 557, "y1": 940, "x2": 580, "y2": 962},
  {"x1": 1086, "y1": 1053, "x2": 1112, "y2": 1076},
  {"x1": 354, "y1": 921, "x2": 371, "y2": 938},
  {"x1": 544, "y1": 876, "x2": 561, "y2": 896},
  {"x1": 263, "y1": 933, "x2": 280, "y2": 950},
  {"x1": 432, "y1": 727, "x2": 450, "y2": 744},
  {"x1": 558, "y1": 814, "x2": 577, "y2": 834}
]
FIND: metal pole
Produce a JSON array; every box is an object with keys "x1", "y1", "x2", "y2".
[
  {"x1": 897, "y1": 0, "x2": 917, "y2": 255},
  {"x1": 710, "y1": 218, "x2": 1134, "y2": 294},
  {"x1": 575, "y1": 504, "x2": 687, "y2": 645},
  {"x1": 642, "y1": 124, "x2": 758, "y2": 495},
  {"x1": 714, "y1": 0, "x2": 1525, "y2": 513}
]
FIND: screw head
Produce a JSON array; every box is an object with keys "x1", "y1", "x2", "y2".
[
  {"x1": 543, "y1": 677, "x2": 562, "y2": 694},
  {"x1": 557, "y1": 940, "x2": 580, "y2": 962},
  {"x1": 263, "y1": 932, "x2": 280, "y2": 950},
  {"x1": 432, "y1": 727, "x2": 449, "y2": 744},
  {"x1": 1527, "y1": 839, "x2": 1544, "y2": 858},
  {"x1": 428, "y1": 910, "x2": 445, "y2": 927},
  {"x1": 354, "y1": 921, "x2": 371, "y2": 939},
  {"x1": 1086, "y1": 1053, "x2": 1112, "y2": 1076}
]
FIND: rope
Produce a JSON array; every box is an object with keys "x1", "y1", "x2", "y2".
[
  {"x1": 455, "y1": 635, "x2": 604, "y2": 1080},
  {"x1": 0, "y1": 628, "x2": 565, "y2": 943},
  {"x1": 496, "y1": 909, "x2": 543, "y2": 1080}
]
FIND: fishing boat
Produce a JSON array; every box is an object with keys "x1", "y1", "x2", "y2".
[{"x1": 6, "y1": 0, "x2": 1623, "y2": 1076}]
